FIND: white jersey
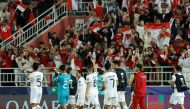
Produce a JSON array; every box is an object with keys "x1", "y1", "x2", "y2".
[
  {"x1": 102, "y1": 71, "x2": 118, "y2": 98},
  {"x1": 29, "y1": 71, "x2": 43, "y2": 88},
  {"x1": 76, "y1": 77, "x2": 86, "y2": 98},
  {"x1": 28, "y1": 71, "x2": 43, "y2": 104},
  {"x1": 86, "y1": 72, "x2": 98, "y2": 94}
]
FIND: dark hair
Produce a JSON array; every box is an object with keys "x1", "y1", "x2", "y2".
[
  {"x1": 59, "y1": 65, "x2": 66, "y2": 71},
  {"x1": 135, "y1": 64, "x2": 142, "y2": 71},
  {"x1": 66, "y1": 67, "x2": 72, "y2": 73},
  {"x1": 175, "y1": 65, "x2": 182, "y2": 72},
  {"x1": 113, "y1": 60, "x2": 120, "y2": 66},
  {"x1": 32, "y1": 62, "x2": 40, "y2": 71},
  {"x1": 122, "y1": 7, "x2": 127, "y2": 12},
  {"x1": 105, "y1": 61, "x2": 111, "y2": 70}
]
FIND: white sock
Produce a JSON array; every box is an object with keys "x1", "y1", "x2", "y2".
[
  {"x1": 95, "y1": 107, "x2": 99, "y2": 109},
  {"x1": 32, "y1": 106, "x2": 37, "y2": 109},
  {"x1": 123, "y1": 105, "x2": 129, "y2": 109},
  {"x1": 37, "y1": 105, "x2": 42, "y2": 109},
  {"x1": 168, "y1": 108, "x2": 172, "y2": 109}
]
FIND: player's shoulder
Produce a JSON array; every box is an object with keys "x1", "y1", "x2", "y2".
[
  {"x1": 64, "y1": 73, "x2": 71, "y2": 78},
  {"x1": 30, "y1": 71, "x2": 42, "y2": 76},
  {"x1": 80, "y1": 77, "x2": 85, "y2": 81},
  {"x1": 109, "y1": 71, "x2": 117, "y2": 76}
]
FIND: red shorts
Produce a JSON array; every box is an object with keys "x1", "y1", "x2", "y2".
[{"x1": 132, "y1": 94, "x2": 146, "y2": 109}]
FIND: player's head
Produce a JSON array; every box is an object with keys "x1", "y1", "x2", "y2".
[
  {"x1": 32, "y1": 62, "x2": 40, "y2": 71},
  {"x1": 66, "y1": 67, "x2": 72, "y2": 74},
  {"x1": 105, "y1": 61, "x2": 111, "y2": 71},
  {"x1": 113, "y1": 60, "x2": 120, "y2": 68},
  {"x1": 174, "y1": 65, "x2": 182, "y2": 72},
  {"x1": 76, "y1": 70, "x2": 82, "y2": 78},
  {"x1": 134, "y1": 63, "x2": 142, "y2": 72},
  {"x1": 87, "y1": 64, "x2": 93, "y2": 74},
  {"x1": 59, "y1": 65, "x2": 66, "y2": 72}
]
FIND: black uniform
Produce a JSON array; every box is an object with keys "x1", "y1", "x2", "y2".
[
  {"x1": 174, "y1": 73, "x2": 189, "y2": 92},
  {"x1": 115, "y1": 68, "x2": 127, "y2": 91},
  {"x1": 70, "y1": 75, "x2": 77, "y2": 95}
]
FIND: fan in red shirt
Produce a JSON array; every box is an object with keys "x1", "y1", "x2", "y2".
[
  {"x1": 132, "y1": 64, "x2": 147, "y2": 109},
  {"x1": 0, "y1": 19, "x2": 12, "y2": 41},
  {"x1": 39, "y1": 48, "x2": 49, "y2": 67},
  {"x1": 95, "y1": 1, "x2": 103, "y2": 17}
]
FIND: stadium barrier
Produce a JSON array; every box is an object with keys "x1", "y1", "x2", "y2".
[{"x1": 0, "y1": 66, "x2": 190, "y2": 87}]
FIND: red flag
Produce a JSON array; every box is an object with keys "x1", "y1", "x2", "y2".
[
  {"x1": 119, "y1": 27, "x2": 131, "y2": 34},
  {"x1": 89, "y1": 22, "x2": 104, "y2": 32},
  {"x1": 70, "y1": 55, "x2": 82, "y2": 70},
  {"x1": 67, "y1": 0, "x2": 78, "y2": 10},
  {"x1": 16, "y1": 2, "x2": 27, "y2": 12},
  {"x1": 172, "y1": 0, "x2": 179, "y2": 11}
]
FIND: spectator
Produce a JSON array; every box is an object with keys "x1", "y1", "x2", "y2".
[
  {"x1": 154, "y1": 3, "x2": 173, "y2": 23},
  {"x1": 171, "y1": 17, "x2": 185, "y2": 42},
  {"x1": 0, "y1": 19, "x2": 12, "y2": 41},
  {"x1": 49, "y1": 32, "x2": 60, "y2": 47},
  {"x1": 0, "y1": 6, "x2": 10, "y2": 22},
  {"x1": 178, "y1": 47, "x2": 190, "y2": 87},
  {"x1": 39, "y1": 48, "x2": 49, "y2": 67}
]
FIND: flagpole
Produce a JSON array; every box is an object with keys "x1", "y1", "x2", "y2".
[{"x1": 9, "y1": 8, "x2": 17, "y2": 24}]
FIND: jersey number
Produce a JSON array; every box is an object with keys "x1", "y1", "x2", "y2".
[
  {"x1": 63, "y1": 80, "x2": 68, "y2": 89},
  {"x1": 70, "y1": 80, "x2": 74, "y2": 89},
  {"x1": 110, "y1": 79, "x2": 115, "y2": 87},
  {"x1": 93, "y1": 79, "x2": 97, "y2": 87},
  {"x1": 37, "y1": 78, "x2": 42, "y2": 87}
]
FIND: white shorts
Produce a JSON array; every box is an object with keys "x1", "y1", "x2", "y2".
[
  {"x1": 68, "y1": 95, "x2": 76, "y2": 105},
  {"x1": 30, "y1": 88, "x2": 42, "y2": 104},
  {"x1": 76, "y1": 93, "x2": 85, "y2": 106},
  {"x1": 169, "y1": 95, "x2": 184, "y2": 105},
  {"x1": 104, "y1": 97, "x2": 117, "y2": 106},
  {"x1": 117, "y1": 91, "x2": 126, "y2": 103},
  {"x1": 85, "y1": 93, "x2": 99, "y2": 105}
]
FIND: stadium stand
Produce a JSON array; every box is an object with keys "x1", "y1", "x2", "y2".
[
  {"x1": 0, "y1": 0, "x2": 190, "y2": 86},
  {"x1": 0, "y1": 0, "x2": 190, "y2": 109}
]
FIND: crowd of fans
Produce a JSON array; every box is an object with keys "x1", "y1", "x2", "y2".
[
  {"x1": 0, "y1": 0, "x2": 59, "y2": 43},
  {"x1": 0, "y1": 0, "x2": 190, "y2": 86}
]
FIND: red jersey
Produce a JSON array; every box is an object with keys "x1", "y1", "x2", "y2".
[
  {"x1": 96, "y1": 5, "x2": 103, "y2": 17},
  {"x1": 134, "y1": 72, "x2": 146, "y2": 96},
  {"x1": 40, "y1": 54, "x2": 49, "y2": 67},
  {"x1": 59, "y1": 49, "x2": 68, "y2": 65},
  {"x1": 0, "y1": 25, "x2": 12, "y2": 40}
]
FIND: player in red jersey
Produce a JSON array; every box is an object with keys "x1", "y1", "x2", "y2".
[{"x1": 132, "y1": 64, "x2": 147, "y2": 109}]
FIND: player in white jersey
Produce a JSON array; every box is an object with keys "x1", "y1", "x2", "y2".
[
  {"x1": 85, "y1": 59, "x2": 99, "y2": 109},
  {"x1": 168, "y1": 65, "x2": 189, "y2": 109},
  {"x1": 76, "y1": 71, "x2": 86, "y2": 109},
  {"x1": 102, "y1": 62, "x2": 118, "y2": 109},
  {"x1": 28, "y1": 62, "x2": 43, "y2": 109}
]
